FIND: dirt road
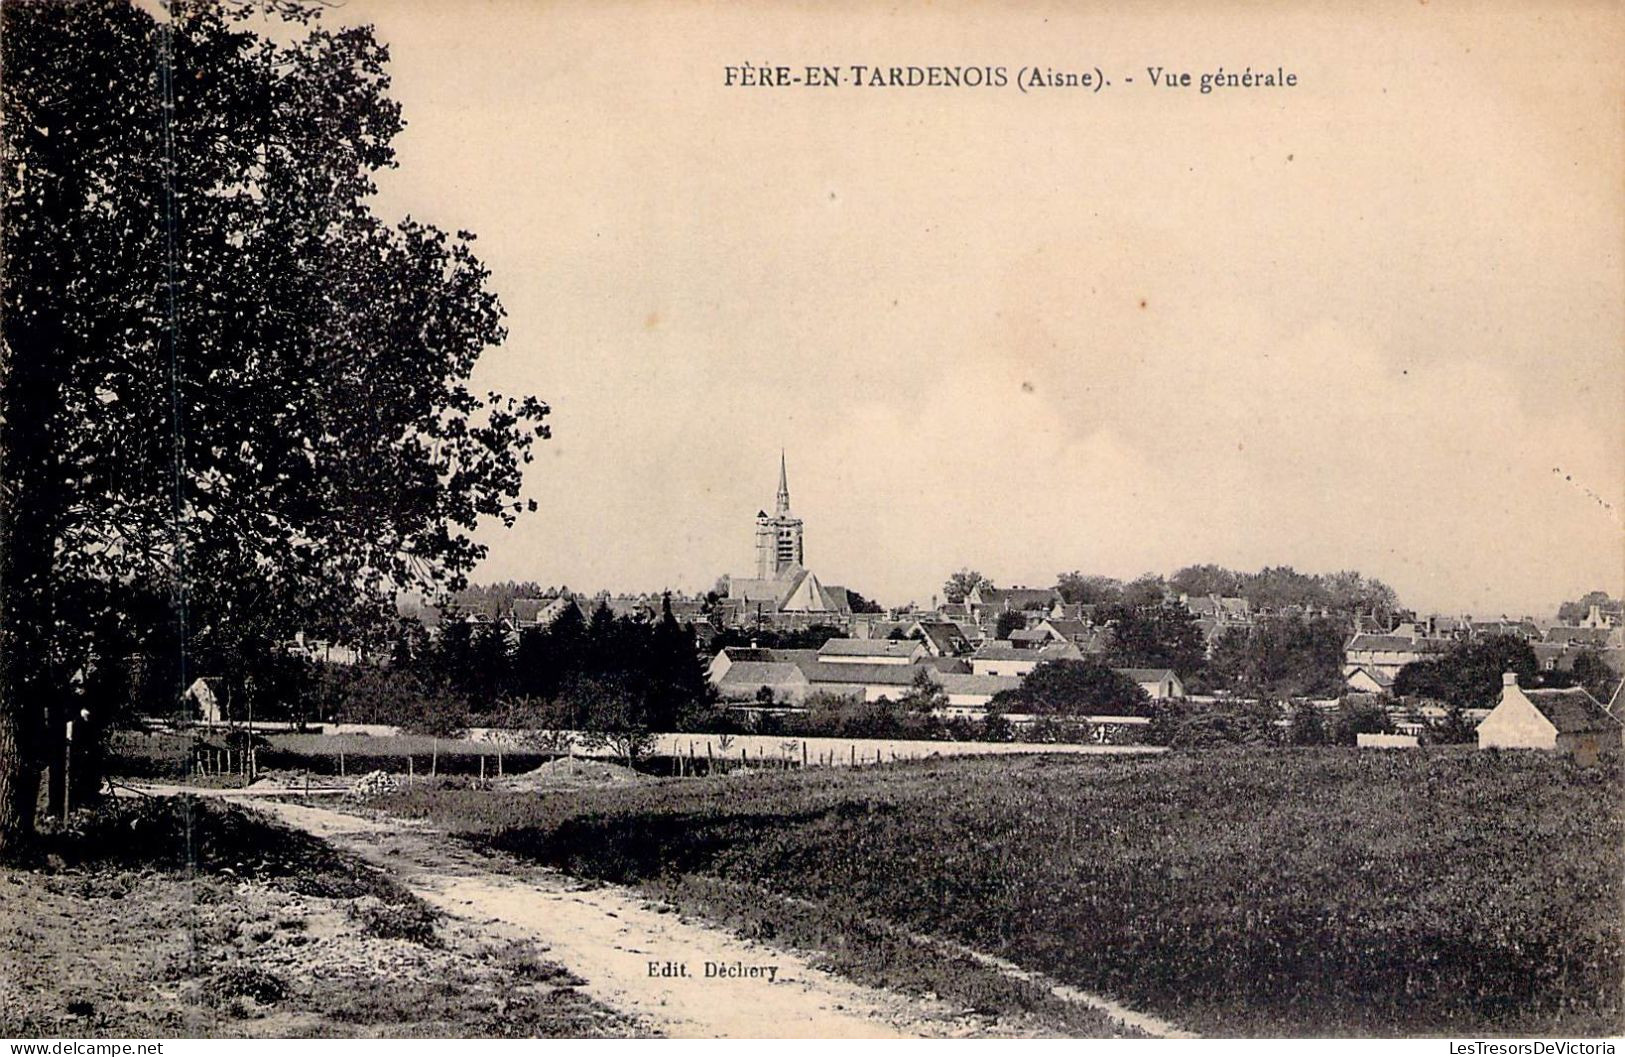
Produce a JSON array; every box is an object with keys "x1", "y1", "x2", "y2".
[{"x1": 229, "y1": 797, "x2": 997, "y2": 1038}]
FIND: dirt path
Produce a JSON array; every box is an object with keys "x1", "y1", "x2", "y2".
[{"x1": 227, "y1": 797, "x2": 993, "y2": 1038}]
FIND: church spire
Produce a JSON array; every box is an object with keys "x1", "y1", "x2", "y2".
[{"x1": 775, "y1": 450, "x2": 791, "y2": 515}]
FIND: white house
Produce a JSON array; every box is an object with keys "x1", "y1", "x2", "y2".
[
  {"x1": 1114, "y1": 667, "x2": 1186, "y2": 699},
  {"x1": 969, "y1": 641, "x2": 1082, "y2": 677},
  {"x1": 1476, "y1": 672, "x2": 1622, "y2": 758}
]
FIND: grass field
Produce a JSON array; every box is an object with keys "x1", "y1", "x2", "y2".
[
  {"x1": 0, "y1": 798, "x2": 637, "y2": 1038},
  {"x1": 379, "y1": 748, "x2": 1625, "y2": 1037}
]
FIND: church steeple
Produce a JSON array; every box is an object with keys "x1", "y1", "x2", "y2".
[{"x1": 775, "y1": 450, "x2": 791, "y2": 515}]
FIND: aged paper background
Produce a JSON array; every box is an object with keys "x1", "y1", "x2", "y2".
[{"x1": 330, "y1": 0, "x2": 1622, "y2": 620}]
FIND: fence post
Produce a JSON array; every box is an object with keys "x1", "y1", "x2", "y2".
[
  {"x1": 802, "y1": 742, "x2": 808, "y2": 768},
  {"x1": 431, "y1": 739, "x2": 438, "y2": 778},
  {"x1": 408, "y1": 756, "x2": 414, "y2": 784},
  {"x1": 480, "y1": 755, "x2": 486, "y2": 784},
  {"x1": 339, "y1": 751, "x2": 346, "y2": 779},
  {"x1": 850, "y1": 744, "x2": 856, "y2": 767}
]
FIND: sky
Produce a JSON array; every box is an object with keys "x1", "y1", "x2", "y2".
[{"x1": 323, "y1": 0, "x2": 1622, "y2": 617}]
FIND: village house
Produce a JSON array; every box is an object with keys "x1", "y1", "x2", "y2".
[
  {"x1": 1476, "y1": 672, "x2": 1622, "y2": 758},
  {"x1": 964, "y1": 585, "x2": 1064, "y2": 623},
  {"x1": 1114, "y1": 667, "x2": 1186, "y2": 699},
  {"x1": 817, "y1": 638, "x2": 926, "y2": 665},
  {"x1": 1342, "y1": 626, "x2": 1452, "y2": 684},
  {"x1": 969, "y1": 641, "x2": 1084, "y2": 678}
]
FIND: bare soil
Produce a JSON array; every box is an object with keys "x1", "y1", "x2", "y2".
[
  {"x1": 0, "y1": 799, "x2": 638, "y2": 1038},
  {"x1": 238, "y1": 797, "x2": 1083, "y2": 1038}
]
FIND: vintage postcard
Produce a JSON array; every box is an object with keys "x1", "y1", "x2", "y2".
[{"x1": 1, "y1": 0, "x2": 1621, "y2": 1045}]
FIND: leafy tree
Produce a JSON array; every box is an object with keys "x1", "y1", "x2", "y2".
[
  {"x1": 1120, "y1": 574, "x2": 1169, "y2": 609},
  {"x1": 1570, "y1": 650, "x2": 1620, "y2": 706},
  {"x1": 1428, "y1": 707, "x2": 1479, "y2": 745},
  {"x1": 845, "y1": 589, "x2": 885, "y2": 615},
  {"x1": 982, "y1": 708, "x2": 1014, "y2": 742},
  {"x1": 1100, "y1": 604, "x2": 1206, "y2": 676},
  {"x1": 467, "y1": 619, "x2": 514, "y2": 709},
  {"x1": 0, "y1": 1, "x2": 549, "y2": 851},
  {"x1": 1557, "y1": 591, "x2": 1618, "y2": 625},
  {"x1": 1006, "y1": 660, "x2": 1151, "y2": 717},
  {"x1": 942, "y1": 568, "x2": 990, "y2": 605},
  {"x1": 569, "y1": 674, "x2": 658, "y2": 769},
  {"x1": 1207, "y1": 616, "x2": 1346, "y2": 698},
  {"x1": 1329, "y1": 698, "x2": 1396, "y2": 745},
  {"x1": 1055, "y1": 572, "x2": 1124, "y2": 607},
  {"x1": 898, "y1": 668, "x2": 947, "y2": 714},
  {"x1": 1168, "y1": 564, "x2": 1242, "y2": 599},
  {"x1": 1284, "y1": 701, "x2": 1328, "y2": 746},
  {"x1": 1393, "y1": 635, "x2": 1538, "y2": 709},
  {"x1": 994, "y1": 610, "x2": 1026, "y2": 640}
]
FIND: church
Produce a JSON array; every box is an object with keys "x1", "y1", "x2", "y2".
[{"x1": 723, "y1": 454, "x2": 854, "y2": 620}]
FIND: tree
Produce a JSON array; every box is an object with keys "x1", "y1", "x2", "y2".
[
  {"x1": 1557, "y1": 591, "x2": 1617, "y2": 625},
  {"x1": 1284, "y1": 701, "x2": 1328, "y2": 746},
  {"x1": 845, "y1": 589, "x2": 885, "y2": 615},
  {"x1": 1393, "y1": 635, "x2": 1538, "y2": 710},
  {"x1": 898, "y1": 667, "x2": 947, "y2": 714},
  {"x1": 1, "y1": 2, "x2": 549, "y2": 852},
  {"x1": 1570, "y1": 650, "x2": 1620, "y2": 706},
  {"x1": 1006, "y1": 660, "x2": 1151, "y2": 717},
  {"x1": 1207, "y1": 616, "x2": 1346, "y2": 698},
  {"x1": 1100, "y1": 604, "x2": 1207, "y2": 676},
  {"x1": 1168, "y1": 564, "x2": 1241, "y2": 599},
  {"x1": 1120, "y1": 574, "x2": 1169, "y2": 609},
  {"x1": 571, "y1": 674, "x2": 659, "y2": 769},
  {"x1": 994, "y1": 610, "x2": 1026, "y2": 640},
  {"x1": 942, "y1": 568, "x2": 990, "y2": 605},
  {"x1": 1055, "y1": 572, "x2": 1123, "y2": 607},
  {"x1": 1329, "y1": 698, "x2": 1395, "y2": 745}
]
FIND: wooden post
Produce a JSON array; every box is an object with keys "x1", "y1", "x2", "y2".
[
  {"x1": 431, "y1": 739, "x2": 438, "y2": 778},
  {"x1": 480, "y1": 755, "x2": 486, "y2": 784},
  {"x1": 802, "y1": 742, "x2": 808, "y2": 768},
  {"x1": 706, "y1": 742, "x2": 713, "y2": 773},
  {"x1": 304, "y1": 773, "x2": 310, "y2": 799},
  {"x1": 497, "y1": 748, "x2": 504, "y2": 777},
  {"x1": 850, "y1": 744, "x2": 856, "y2": 766},
  {"x1": 339, "y1": 751, "x2": 346, "y2": 778},
  {"x1": 408, "y1": 756, "x2": 414, "y2": 784},
  {"x1": 62, "y1": 722, "x2": 72, "y2": 822}
]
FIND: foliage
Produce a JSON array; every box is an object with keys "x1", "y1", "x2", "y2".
[
  {"x1": 1099, "y1": 603, "x2": 1207, "y2": 676},
  {"x1": 1206, "y1": 615, "x2": 1347, "y2": 698},
  {"x1": 844, "y1": 589, "x2": 886, "y2": 615},
  {"x1": 1055, "y1": 572, "x2": 1124, "y2": 607},
  {"x1": 897, "y1": 668, "x2": 948, "y2": 714},
  {"x1": 388, "y1": 751, "x2": 1625, "y2": 1037},
  {"x1": 1570, "y1": 650, "x2": 1620, "y2": 706},
  {"x1": 1328, "y1": 697, "x2": 1397, "y2": 745},
  {"x1": 993, "y1": 610, "x2": 1026, "y2": 640},
  {"x1": 1556, "y1": 591, "x2": 1619, "y2": 625},
  {"x1": 998, "y1": 660, "x2": 1151, "y2": 717},
  {"x1": 1, "y1": 0, "x2": 547, "y2": 848},
  {"x1": 941, "y1": 568, "x2": 991, "y2": 605},
  {"x1": 1394, "y1": 635, "x2": 1539, "y2": 709}
]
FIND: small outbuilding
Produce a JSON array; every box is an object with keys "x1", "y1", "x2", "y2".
[{"x1": 1476, "y1": 672, "x2": 1622, "y2": 759}]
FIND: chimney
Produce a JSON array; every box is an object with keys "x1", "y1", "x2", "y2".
[{"x1": 1502, "y1": 671, "x2": 1519, "y2": 687}]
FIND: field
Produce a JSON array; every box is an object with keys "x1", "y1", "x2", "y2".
[
  {"x1": 0, "y1": 797, "x2": 638, "y2": 1038},
  {"x1": 379, "y1": 747, "x2": 1625, "y2": 1037}
]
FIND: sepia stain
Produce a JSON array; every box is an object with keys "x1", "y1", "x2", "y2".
[
  {"x1": 644, "y1": 310, "x2": 660, "y2": 330},
  {"x1": 1021, "y1": 381, "x2": 1034, "y2": 394},
  {"x1": 1139, "y1": 298, "x2": 1148, "y2": 309}
]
